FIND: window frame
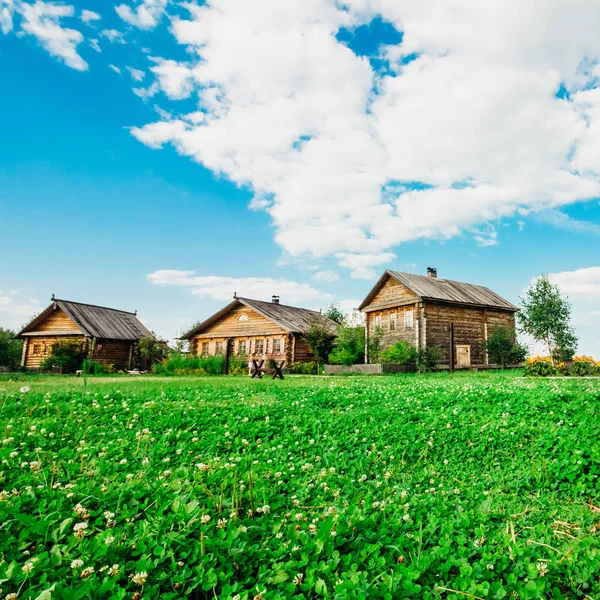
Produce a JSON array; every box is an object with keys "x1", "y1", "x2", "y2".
[
  {"x1": 255, "y1": 339, "x2": 264, "y2": 355},
  {"x1": 201, "y1": 341, "x2": 210, "y2": 356},
  {"x1": 404, "y1": 309, "x2": 414, "y2": 329},
  {"x1": 389, "y1": 312, "x2": 397, "y2": 331},
  {"x1": 238, "y1": 340, "x2": 247, "y2": 356},
  {"x1": 273, "y1": 338, "x2": 282, "y2": 354}
]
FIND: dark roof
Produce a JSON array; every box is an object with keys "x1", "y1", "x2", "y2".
[
  {"x1": 18, "y1": 299, "x2": 153, "y2": 341},
  {"x1": 181, "y1": 297, "x2": 338, "y2": 339},
  {"x1": 358, "y1": 271, "x2": 518, "y2": 311}
]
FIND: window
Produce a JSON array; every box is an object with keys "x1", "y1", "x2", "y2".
[
  {"x1": 238, "y1": 314, "x2": 249, "y2": 322},
  {"x1": 405, "y1": 309, "x2": 414, "y2": 329},
  {"x1": 255, "y1": 339, "x2": 264, "y2": 355},
  {"x1": 389, "y1": 312, "x2": 397, "y2": 331},
  {"x1": 216, "y1": 341, "x2": 224, "y2": 355},
  {"x1": 238, "y1": 340, "x2": 247, "y2": 356},
  {"x1": 374, "y1": 315, "x2": 382, "y2": 331},
  {"x1": 202, "y1": 342, "x2": 209, "y2": 356},
  {"x1": 273, "y1": 338, "x2": 282, "y2": 354}
]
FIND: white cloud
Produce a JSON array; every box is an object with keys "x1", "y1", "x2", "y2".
[
  {"x1": 126, "y1": 66, "x2": 145, "y2": 82},
  {"x1": 336, "y1": 252, "x2": 396, "y2": 279},
  {"x1": 88, "y1": 37, "x2": 100, "y2": 52},
  {"x1": 100, "y1": 28, "x2": 125, "y2": 43},
  {"x1": 80, "y1": 9, "x2": 100, "y2": 24},
  {"x1": 534, "y1": 210, "x2": 600, "y2": 234},
  {"x1": 109, "y1": 64, "x2": 121, "y2": 74},
  {"x1": 0, "y1": 0, "x2": 15, "y2": 34},
  {"x1": 20, "y1": 1, "x2": 87, "y2": 71},
  {"x1": 312, "y1": 270, "x2": 340, "y2": 283},
  {"x1": 129, "y1": 0, "x2": 600, "y2": 275},
  {"x1": 147, "y1": 270, "x2": 333, "y2": 306},
  {"x1": 0, "y1": 290, "x2": 41, "y2": 330},
  {"x1": 548, "y1": 266, "x2": 600, "y2": 298},
  {"x1": 115, "y1": 0, "x2": 167, "y2": 30}
]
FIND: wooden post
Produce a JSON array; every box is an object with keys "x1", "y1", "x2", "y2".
[
  {"x1": 224, "y1": 338, "x2": 231, "y2": 375},
  {"x1": 484, "y1": 322, "x2": 489, "y2": 365},
  {"x1": 449, "y1": 323, "x2": 455, "y2": 373},
  {"x1": 364, "y1": 322, "x2": 369, "y2": 364},
  {"x1": 21, "y1": 338, "x2": 28, "y2": 368}
]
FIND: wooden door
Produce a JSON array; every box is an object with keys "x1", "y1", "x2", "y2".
[{"x1": 456, "y1": 345, "x2": 471, "y2": 368}]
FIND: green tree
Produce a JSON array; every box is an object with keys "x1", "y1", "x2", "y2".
[
  {"x1": 518, "y1": 275, "x2": 578, "y2": 363},
  {"x1": 136, "y1": 335, "x2": 167, "y2": 368},
  {"x1": 0, "y1": 328, "x2": 23, "y2": 371},
  {"x1": 366, "y1": 327, "x2": 383, "y2": 364},
  {"x1": 484, "y1": 325, "x2": 528, "y2": 368},
  {"x1": 304, "y1": 317, "x2": 335, "y2": 369},
  {"x1": 323, "y1": 302, "x2": 347, "y2": 326},
  {"x1": 328, "y1": 326, "x2": 365, "y2": 365}
]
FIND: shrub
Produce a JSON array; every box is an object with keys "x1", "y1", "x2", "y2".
[
  {"x1": 484, "y1": 326, "x2": 528, "y2": 368},
  {"x1": 82, "y1": 359, "x2": 106, "y2": 375},
  {"x1": 570, "y1": 356, "x2": 599, "y2": 377},
  {"x1": 329, "y1": 327, "x2": 365, "y2": 365},
  {"x1": 136, "y1": 336, "x2": 168, "y2": 368},
  {"x1": 40, "y1": 341, "x2": 87, "y2": 374},
  {"x1": 380, "y1": 341, "x2": 416, "y2": 366},
  {"x1": 152, "y1": 353, "x2": 246, "y2": 376},
  {"x1": 524, "y1": 356, "x2": 556, "y2": 377},
  {"x1": 304, "y1": 318, "x2": 335, "y2": 365},
  {"x1": 288, "y1": 362, "x2": 318, "y2": 375},
  {"x1": 414, "y1": 346, "x2": 442, "y2": 373}
]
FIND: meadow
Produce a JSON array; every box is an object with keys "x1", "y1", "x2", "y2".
[{"x1": 0, "y1": 373, "x2": 599, "y2": 599}]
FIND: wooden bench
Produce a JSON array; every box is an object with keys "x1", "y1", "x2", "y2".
[{"x1": 249, "y1": 359, "x2": 286, "y2": 380}]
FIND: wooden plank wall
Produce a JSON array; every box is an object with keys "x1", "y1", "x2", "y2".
[
  {"x1": 364, "y1": 277, "x2": 419, "y2": 311},
  {"x1": 36, "y1": 308, "x2": 81, "y2": 333},
  {"x1": 424, "y1": 303, "x2": 516, "y2": 365}
]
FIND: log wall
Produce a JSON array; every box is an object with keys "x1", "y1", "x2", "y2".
[
  {"x1": 92, "y1": 340, "x2": 133, "y2": 369},
  {"x1": 424, "y1": 303, "x2": 516, "y2": 366},
  {"x1": 23, "y1": 336, "x2": 84, "y2": 370}
]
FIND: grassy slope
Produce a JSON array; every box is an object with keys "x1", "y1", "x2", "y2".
[{"x1": 0, "y1": 374, "x2": 599, "y2": 599}]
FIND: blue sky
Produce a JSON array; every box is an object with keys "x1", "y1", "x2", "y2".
[{"x1": 1, "y1": 0, "x2": 600, "y2": 356}]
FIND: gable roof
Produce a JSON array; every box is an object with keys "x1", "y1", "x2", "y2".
[
  {"x1": 18, "y1": 299, "x2": 153, "y2": 341},
  {"x1": 181, "y1": 297, "x2": 338, "y2": 339},
  {"x1": 358, "y1": 271, "x2": 518, "y2": 312}
]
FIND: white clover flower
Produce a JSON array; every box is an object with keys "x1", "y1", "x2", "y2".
[
  {"x1": 80, "y1": 567, "x2": 95, "y2": 579},
  {"x1": 22, "y1": 562, "x2": 35, "y2": 573},
  {"x1": 200, "y1": 514, "x2": 211, "y2": 525},
  {"x1": 108, "y1": 564, "x2": 120, "y2": 576},
  {"x1": 20, "y1": 386, "x2": 30, "y2": 394},
  {"x1": 131, "y1": 571, "x2": 147, "y2": 586}
]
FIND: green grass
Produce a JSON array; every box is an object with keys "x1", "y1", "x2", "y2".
[{"x1": 0, "y1": 373, "x2": 599, "y2": 599}]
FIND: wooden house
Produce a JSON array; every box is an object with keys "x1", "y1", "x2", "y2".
[
  {"x1": 17, "y1": 297, "x2": 153, "y2": 370},
  {"x1": 181, "y1": 295, "x2": 337, "y2": 364},
  {"x1": 358, "y1": 269, "x2": 518, "y2": 368}
]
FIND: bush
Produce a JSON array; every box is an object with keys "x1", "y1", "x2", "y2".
[
  {"x1": 484, "y1": 326, "x2": 528, "y2": 368},
  {"x1": 288, "y1": 362, "x2": 318, "y2": 375},
  {"x1": 152, "y1": 353, "x2": 246, "y2": 376},
  {"x1": 569, "y1": 356, "x2": 599, "y2": 377},
  {"x1": 380, "y1": 341, "x2": 416, "y2": 365},
  {"x1": 40, "y1": 341, "x2": 87, "y2": 374},
  {"x1": 82, "y1": 359, "x2": 106, "y2": 375},
  {"x1": 328, "y1": 327, "x2": 365, "y2": 366},
  {"x1": 415, "y1": 346, "x2": 442, "y2": 373},
  {"x1": 524, "y1": 356, "x2": 556, "y2": 377}
]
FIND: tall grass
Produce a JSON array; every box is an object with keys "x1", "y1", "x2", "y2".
[{"x1": 152, "y1": 353, "x2": 246, "y2": 376}]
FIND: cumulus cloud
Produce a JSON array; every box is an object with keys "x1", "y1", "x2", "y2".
[
  {"x1": 0, "y1": 0, "x2": 15, "y2": 33},
  {"x1": 115, "y1": 0, "x2": 167, "y2": 30},
  {"x1": 147, "y1": 270, "x2": 333, "y2": 306},
  {"x1": 19, "y1": 1, "x2": 87, "y2": 70},
  {"x1": 548, "y1": 266, "x2": 600, "y2": 299},
  {"x1": 100, "y1": 28, "x2": 125, "y2": 43},
  {"x1": 80, "y1": 9, "x2": 100, "y2": 23},
  {"x1": 129, "y1": 0, "x2": 600, "y2": 276},
  {"x1": 126, "y1": 66, "x2": 145, "y2": 81},
  {"x1": 533, "y1": 210, "x2": 600, "y2": 234},
  {"x1": 312, "y1": 270, "x2": 340, "y2": 283}
]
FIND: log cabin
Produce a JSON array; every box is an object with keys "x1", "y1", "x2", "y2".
[
  {"x1": 358, "y1": 269, "x2": 518, "y2": 368},
  {"x1": 181, "y1": 295, "x2": 337, "y2": 365},
  {"x1": 17, "y1": 297, "x2": 154, "y2": 370}
]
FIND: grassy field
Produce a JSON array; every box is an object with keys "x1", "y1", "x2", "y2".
[{"x1": 0, "y1": 373, "x2": 599, "y2": 599}]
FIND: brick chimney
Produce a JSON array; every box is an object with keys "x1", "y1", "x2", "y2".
[
  {"x1": 427, "y1": 267, "x2": 437, "y2": 278},
  {"x1": 272, "y1": 295, "x2": 280, "y2": 304}
]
